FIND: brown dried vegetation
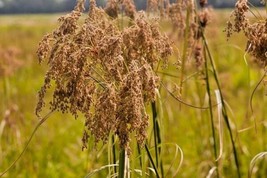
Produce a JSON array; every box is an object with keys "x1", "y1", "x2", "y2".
[{"x1": 36, "y1": 0, "x2": 172, "y2": 150}]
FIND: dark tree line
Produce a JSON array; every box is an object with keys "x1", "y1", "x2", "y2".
[{"x1": 0, "y1": 0, "x2": 264, "y2": 14}]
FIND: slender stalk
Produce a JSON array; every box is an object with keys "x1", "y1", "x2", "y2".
[
  {"x1": 151, "y1": 102, "x2": 159, "y2": 167},
  {"x1": 156, "y1": 120, "x2": 164, "y2": 178},
  {"x1": 162, "y1": 83, "x2": 219, "y2": 109},
  {"x1": 202, "y1": 34, "x2": 241, "y2": 178},
  {"x1": 112, "y1": 135, "x2": 117, "y2": 175},
  {"x1": 263, "y1": 75, "x2": 267, "y2": 150},
  {"x1": 145, "y1": 144, "x2": 160, "y2": 178},
  {"x1": 151, "y1": 102, "x2": 164, "y2": 177},
  {"x1": 141, "y1": 146, "x2": 146, "y2": 178},
  {"x1": 249, "y1": 71, "x2": 267, "y2": 113},
  {"x1": 203, "y1": 41, "x2": 219, "y2": 177},
  {"x1": 137, "y1": 144, "x2": 143, "y2": 168},
  {"x1": 118, "y1": 149, "x2": 126, "y2": 178}
]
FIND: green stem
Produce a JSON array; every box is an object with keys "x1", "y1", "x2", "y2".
[
  {"x1": 118, "y1": 149, "x2": 126, "y2": 178},
  {"x1": 137, "y1": 144, "x2": 142, "y2": 168},
  {"x1": 203, "y1": 41, "x2": 219, "y2": 174},
  {"x1": 112, "y1": 135, "x2": 117, "y2": 175},
  {"x1": 151, "y1": 102, "x2": 164, "y2": 177},
  {"x1": 202, "y1": 34, "x2": 241, "y2": 178},
  {"x1": 249, "y1": 71, "x2": 267, "y2": 113},
  {"x1": 152, "y1": 102, "x2": 159, "y2": 167},
  {"x1": 145, "y1": 144, "x2": 160, "y2": 178}
]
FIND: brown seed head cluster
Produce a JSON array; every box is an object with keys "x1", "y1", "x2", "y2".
[
  {"x1": 198, "y1": 8, "x2": 210, "y2": 28},
  {"x1": 122, "y1": 0, "x2": 136, "y2": 19},
  {"x1": 146, "y1": 0, "x2": 167, "y2": 18},
  {"x1": 168, "y1": 1, "x2": 185, "y2": 32},
  {"x1": 105, "y1": 0, "x2": 119, "y2": 18},
  {"x1": 193, "y1": 44, "x2": 203, "y2": 69},
  {"x1": 36, "y1": 0, "x2": 172, "y2": 150},
  {"x1": 226, "y1": 0, "x2": 267, "y2": 67},
  {"x1": 199, "y1": 0, "x2": 208, "y2": 8},
  {"x1": 226, "y1": 0, "x2": 249, "y2": 37},
  {"x1": 168, "y1": 0, "x2": 197, "y2": 68},
  {"x1": 0, "y1": 46, "x2": 22, "y2": 77},
  {"x1": 192, "y1": 3, "x2": 211, "y2": 69},
  {"x1": 105, "y1": 0, "x2": 136, "y2": 19},
  {"x1": 167, "y1": 0, "x2": 210, "y2": 69},
  {"x1": 245, "y1": 21, "x2": 267, "y2": 67},
  {"x1": 147, "y1": 0, "x2": 159, "y2": 13}
]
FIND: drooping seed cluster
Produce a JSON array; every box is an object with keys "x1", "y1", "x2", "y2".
[
  {"x1": 36, "y1": 0, "x2": 172, "y2": 150},
  {"x1": 192, "y1": 3, "x2": 211, "y2": 69},
  {"x1": 226, "y1": 0, "x2": 267, "y2": 67}
]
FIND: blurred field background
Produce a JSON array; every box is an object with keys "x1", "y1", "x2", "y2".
[{"x1": 0, "y1": 7, "x2": 267, "y2": 178}]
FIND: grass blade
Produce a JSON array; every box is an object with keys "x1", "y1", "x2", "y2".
[
  {"x1": 248, "y1": 152, "x2": 267, "y2": 178},
  {"x1": 84, "y1": 164, "x2": 118, "y2": 178},
  {"x1": 203, "y1": 43, "x2": 218, "y2": 164}
]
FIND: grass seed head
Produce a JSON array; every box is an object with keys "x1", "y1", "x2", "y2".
[
  {"x1": 36, "y1": 0, "x2": 172, "y2": 151},
  {"x1": 105, "y1": 0, "x2": 119, "y2": 18},
  {"x1": 226, "y1": 0, "x2": 267, "y2": 67},
  {"x1": 105, "y1": 0, "x2": 136, "y2": 19},
  {"x1": 225, "y1": 0, "x2": 249, "y2": 38},
  {"x1": 0, "y1": 46, "x2": 22, "y2": 77},
  {"x1": 122, "y1": 0, "x2": 136, "y2": 19},
  {"x1": 147, "y1": 0, "x2": 159, "y2": 13},
  {"x1": 193, "y1": 44, "x2": 204, "y2": 69},
  {"x1": 199, "y1": 0, "x2": 208, "y2": 7}
]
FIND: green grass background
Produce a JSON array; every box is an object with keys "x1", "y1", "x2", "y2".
[{"x1": 0, "y1": 10, "x2": 266, "y2": 177}]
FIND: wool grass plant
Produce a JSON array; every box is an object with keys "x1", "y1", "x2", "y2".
[
  {"x1": 1, "y1": 0, "x2": 267, "y2": 177},
  {"x1": 35, "y1": 1, "x2": 174, "y2": 177},
  {"x1": 36, "y1": 0, "x2": 172, "y2": 152}
]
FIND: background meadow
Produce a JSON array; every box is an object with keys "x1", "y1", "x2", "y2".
[{"x1": 0, "y1": 2, "x2": 267, "y2": 178}]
